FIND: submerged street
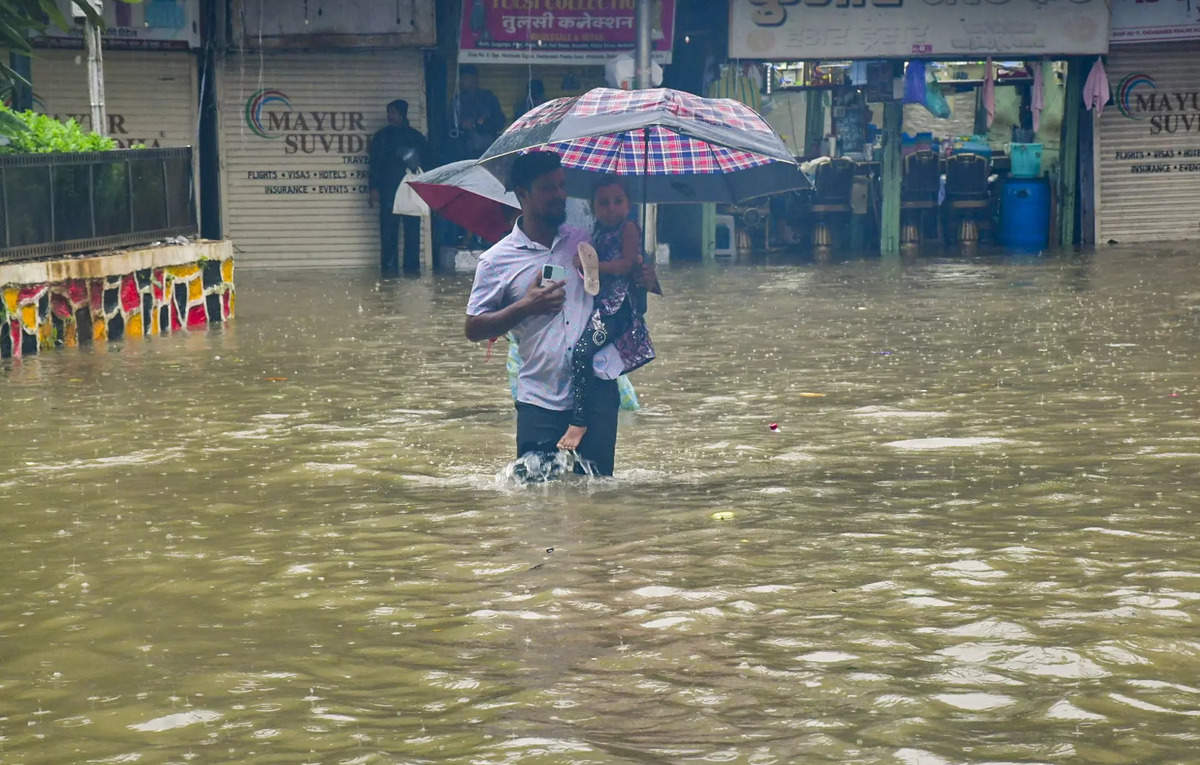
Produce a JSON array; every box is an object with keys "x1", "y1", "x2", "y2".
[{"x1": 3, "y1": 246, "x2": 1200, "y2": 763}]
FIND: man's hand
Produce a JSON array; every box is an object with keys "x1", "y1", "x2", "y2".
[
  {"x1": 369, "y1": 188, "x2": 379, "y2": 208},
  {"x1": 521, "y1": 276, "x2": 566, "y2": 316}
]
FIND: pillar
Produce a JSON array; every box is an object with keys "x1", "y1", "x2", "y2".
[
  {"x1": 880, "y1": 100, "x2": 903, "y2": 258},
  {"x1": 701, "y1": 202, "x2": 716, "y2": 261},
  {"x1": 805, "y1": 88, "x2": 826, "y2": 157},
  {"x1": 8, "y1": 53, "x2": 32, "y2": 111},
  {"x1": 1059, "y1": 58, "x2": 1084, "y2": 249}
]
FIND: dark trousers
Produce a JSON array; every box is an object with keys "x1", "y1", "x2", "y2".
[
  {"x1": 516, "y1": 378, "x2": 620, "y2": 476},
  {"x1": 380, "y1": 208, "x2": 421, "y2": 276}
]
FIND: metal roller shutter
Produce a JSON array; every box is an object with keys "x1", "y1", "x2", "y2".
[
  {"x1": 1098, "y1": 43, "x2": 1200, "y2": 244},
  {"x1": 218, "y1": 50, "x2": 425, "y2": 268},
  {"x1": 32, "y1": 49, "x2": 198, "y2": 149}
]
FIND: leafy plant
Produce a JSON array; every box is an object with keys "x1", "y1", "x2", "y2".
[{"x1": 0, "y1": 104, "x2": 116, "y2": 153}]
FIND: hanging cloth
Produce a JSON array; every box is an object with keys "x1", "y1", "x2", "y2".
[
  {"x1": 1083, "y1": 57, "x2": 1110, "y2": 115},
  {"x1": 904, "y1": 60, "x2": 927, "y2": 104},
  {"x1": 1031, "y1": 61, "x2": 1045, "y2": 132},
  {"x1": 982, "y1": 57, "x2": 996, "y2": 127}
]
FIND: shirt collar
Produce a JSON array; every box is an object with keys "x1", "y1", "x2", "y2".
[{"x1": 511, "y1": 216, "x2": 568, "y2": 252}]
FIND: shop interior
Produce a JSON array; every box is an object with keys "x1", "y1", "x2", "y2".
[
  {"x1": 731, "y1": 57, "x2": 1070, "y2": 260},
  {"x1": 438, "y1": 50, "x2": 1072, "y2": 263}
]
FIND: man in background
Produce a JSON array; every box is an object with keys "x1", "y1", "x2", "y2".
[
  {"x1": 449, "y1": 65, "x2": 505, "y2": 161},
  {"x1": 369, "y1": 99, "x2": 428, "y2": 277},
  {"x1": 512, "y1": 79, "x2": 546, "y2": 121}
]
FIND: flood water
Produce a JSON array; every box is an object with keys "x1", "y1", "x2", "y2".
[{"x1": 3, "y1": 245, "x2": 1200, "y2": 764}]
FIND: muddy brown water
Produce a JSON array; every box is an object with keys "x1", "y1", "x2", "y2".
[{"x1": 3, "y1": 246, "x2": 1200, "y2": 763}]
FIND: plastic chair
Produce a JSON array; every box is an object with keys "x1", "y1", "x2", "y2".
[
  {"x1": 944, "y1": 153, "x2": 990, "y2": 247},
  {"x1": 810, "y1": 157, "x2": 855, "y2": 253},
  {"x1": 901, "y1": 150, "x2": 939, "y2": 246}
]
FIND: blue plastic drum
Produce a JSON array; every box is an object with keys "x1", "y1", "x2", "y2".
[{"x1": 999, "y1": 178, "x2": 1050, "y2": 251}]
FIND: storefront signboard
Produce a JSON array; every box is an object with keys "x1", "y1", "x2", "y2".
[
  {"x1": 458, "y1": 0, "x2": 676, "y2": 65},
  {"x1": 36, "y1": 0, "x2": 199, "y2": 50},
  {"x1": 728, "y1": 0, "x2": 1110, "y2": 60},
  {"x1": 1111, "y1": 0, "x2": 1200, "y2": 43}
]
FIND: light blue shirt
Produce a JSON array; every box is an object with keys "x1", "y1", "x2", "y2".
[{"x1": 467, "y1": 219, "x2": 623, "y2": 411}]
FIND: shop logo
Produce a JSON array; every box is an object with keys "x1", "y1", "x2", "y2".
[
  {"x1": 245, "y1": 88, "x2": 291, "y2": 138},
  {"x1": 1117, "y1": 73, "x2": 1156, "y2": 120}
]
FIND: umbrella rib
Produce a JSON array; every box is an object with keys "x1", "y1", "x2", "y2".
[{"x1": 709, "y1": 141, "x2": 730, "y2": 203}]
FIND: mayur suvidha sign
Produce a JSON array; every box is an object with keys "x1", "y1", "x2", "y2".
[
  {"x1": 728, "y1": 0, "x2": 1111, "y2": 60},
  {"x1": 242, "y1": 88, "x2": 371, "y2": 197},
  {"x1": 1109, "y1": 73, "x2": 1200, "y2": 177}
]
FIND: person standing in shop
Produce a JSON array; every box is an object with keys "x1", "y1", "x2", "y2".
[
  {"x1": 449, "y1": 65, "x2": 505, "y2": 161},
  {"x1": 369, "y1": 99, "x2": 429, "y2": 277},
  {"x1": 513, "y1": 79, "x2": 546, "y2": 121}
]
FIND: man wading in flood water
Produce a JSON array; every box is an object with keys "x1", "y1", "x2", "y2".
[{"x1": 464, "y1": 151, "x2": 656, "y2": 477}]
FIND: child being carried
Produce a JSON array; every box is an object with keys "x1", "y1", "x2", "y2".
[{"x1": 558, "y1": 177, "x2": 656, "y2": 451}]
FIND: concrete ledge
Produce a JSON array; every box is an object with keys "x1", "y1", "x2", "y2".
[
  {"x1": 0, "y1": 240, "x2": 233, "y2": 287},
  {"x1": 1, "y1": 240, "x2": 236, "y2": 359}
]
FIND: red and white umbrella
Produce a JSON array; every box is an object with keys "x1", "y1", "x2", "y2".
[{"x1": 404, "y1": 160, "x2": 521, "y2": 244}]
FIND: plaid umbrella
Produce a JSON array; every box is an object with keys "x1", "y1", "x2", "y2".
[{"x1": 478, "y1": 87, "x2": 807, "y2": 204}]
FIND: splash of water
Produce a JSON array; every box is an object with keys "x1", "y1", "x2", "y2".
[{"x1": 500, "y1": 450, "x2": 602, "y2": 485}]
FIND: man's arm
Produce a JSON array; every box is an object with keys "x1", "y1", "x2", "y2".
[
  {"x1": 465, "y1": 277, "x2": 566, "y2": 342},
  {"x1": 367, "y1": 130, "x2": 383, "y2": 189},
  {"x1": 416, "y1": 132, "x2": 432, "y2": 172}
]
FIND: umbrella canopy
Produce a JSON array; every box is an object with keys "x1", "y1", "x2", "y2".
[
  {"x1": 478, "y1": 87, "x2": 808, "y2": 204},
  {"x1": 406, "y1": 160, "x2": 521, "y2": 244}
]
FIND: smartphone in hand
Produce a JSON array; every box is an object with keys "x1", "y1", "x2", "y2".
[{"x1": 541, "y1": 263, "x2": 569, "y2": 283}]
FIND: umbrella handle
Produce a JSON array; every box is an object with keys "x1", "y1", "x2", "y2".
[{"x1": 641, "y1": 125, "x2": 653, "y2": 266}]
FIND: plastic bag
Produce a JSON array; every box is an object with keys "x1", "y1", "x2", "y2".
[{"x1": 923, "y1": 75, "x2": 951, "y2": 119}]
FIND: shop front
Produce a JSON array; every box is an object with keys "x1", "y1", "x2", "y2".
[
  {"x1": 30, "y1": 0, "x2": 201, "y2": 195},
  {"x1": 216, "y1": 0, "x2": 434, "y2": 268},
  {"x1": 31, "y1": 49, "x2": 198, "y2": 151},
  {"x1": 1096, "y1": 3, "x2": 1200, "y2": 244},
  {"x1": 217, "y1": 50, "x2": 426, "y2": 268},
  {"x1": 727, "y1": 0, "x2": 1111, "y2": 257}
]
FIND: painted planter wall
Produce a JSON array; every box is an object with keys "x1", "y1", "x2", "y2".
[{"x1": 0, "y1": 243, "x2": 234, "y2": 360}]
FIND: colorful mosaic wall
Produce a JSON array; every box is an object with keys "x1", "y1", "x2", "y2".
[{"x1": 0, "y1": 258, "x2": 234, "y2": 359}]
